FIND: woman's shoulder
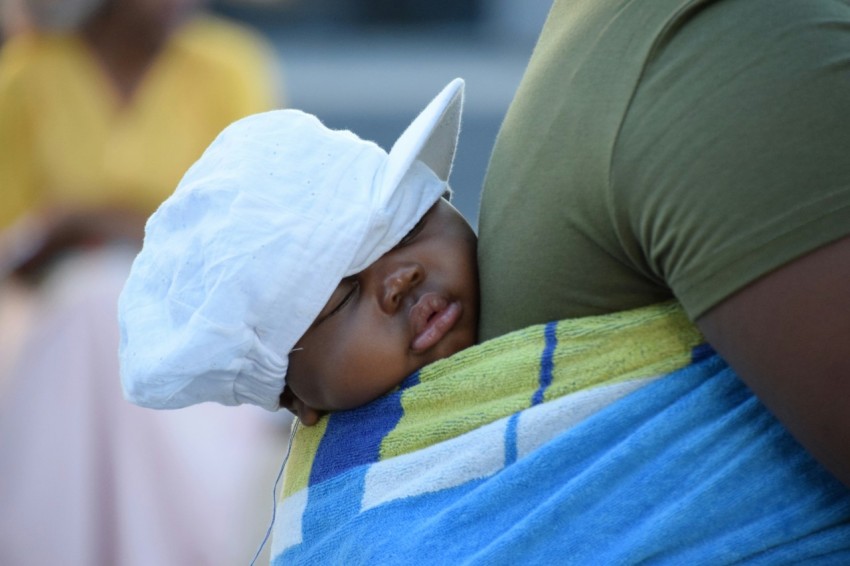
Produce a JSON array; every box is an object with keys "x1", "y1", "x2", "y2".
[
  {"x1": 172, "y1": 13, "x2": 275, "y2": 68},
  {"x1": 0, "y1": 31, "x2": 83, "y2": 82}
]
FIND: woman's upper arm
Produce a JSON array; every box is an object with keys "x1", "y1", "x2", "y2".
[
  {"x1": 696, "y1": 235, "x2": 850, "y2": 488},
  {"x1": 613, "y1": 0, "x2": 850, "y2": 486}
]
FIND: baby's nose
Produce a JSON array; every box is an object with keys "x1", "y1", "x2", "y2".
[{"x1": 380, "y1": 264, "x2": 423, "y2": 313}]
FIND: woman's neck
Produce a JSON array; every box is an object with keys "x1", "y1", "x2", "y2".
[{"x1": 80, "y1": 3, "x2": 175, "y2": 104}]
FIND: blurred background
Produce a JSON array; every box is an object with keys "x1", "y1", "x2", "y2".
[
  {"x1": 209, "y1": 0, "x2": 552, "y2": 226},
  {"x1": 0, "y1": 1, "x2": 551, "y2": 564}
]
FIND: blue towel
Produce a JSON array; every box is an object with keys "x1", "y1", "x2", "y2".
[{"x1": 271, "y1": 302, "x2": 850, "y2": 564}]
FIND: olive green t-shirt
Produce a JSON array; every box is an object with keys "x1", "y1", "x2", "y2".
[{"x1": 477, "y1": 0, "x2": 850, "y2": 340}]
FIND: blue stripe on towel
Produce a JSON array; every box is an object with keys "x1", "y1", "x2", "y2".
[
  {"x1": 294, "y1": 371, "x2": 421, "y2": 561},
  {"x1": 309, "y1": 371, "x2": 420, "y2": 486},
  {"x1": 691, "y1": 343, "x2": 715, "y2": 364},
  {"x1": 507, "y1": 322, "x2": 559, "y2": 465},
  {"x1": 505, "y1": 413, "x2": 520, "y2": 466},
  {"x1": 531, "y1": 321, "x2": 558, "y2": 406}
]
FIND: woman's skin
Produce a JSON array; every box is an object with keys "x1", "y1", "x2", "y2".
[{"x1": 696, "y1": 234, "x2": 850, "y2": 488}]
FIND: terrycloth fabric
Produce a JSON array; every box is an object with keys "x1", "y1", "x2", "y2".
[{"x1": 270, "y1": 302, "x2": 850, "y2": 564}]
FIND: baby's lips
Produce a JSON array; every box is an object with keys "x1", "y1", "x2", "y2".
[
  {"x1": 409, "y1": 293, "x2": 462, "y2": 352},
  {"x1": 409, "y1": 292, "x2": 445, "y2": 335}
]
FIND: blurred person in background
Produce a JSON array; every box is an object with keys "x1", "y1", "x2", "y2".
[
  {"x1": 0, "y1": 0, "x2": 31, "y2": 40},
  {"x1": 0, "y1": 0, "x2": 280, "y2": 246},
  {"x1": 0, "y1": 0, "x2": 291, "y2": 564}
]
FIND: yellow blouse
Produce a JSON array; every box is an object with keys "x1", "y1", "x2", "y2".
[{"x1": 0, "y1": 14, "x2": 280, "y2": 228}]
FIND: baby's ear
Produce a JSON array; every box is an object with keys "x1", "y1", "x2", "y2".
[
  {"x1": 295, "y1": 404, "x2": 324, "y2": 426},
  {"x1": 279, "y1": 385, "x2": 324, "y2": 426}
]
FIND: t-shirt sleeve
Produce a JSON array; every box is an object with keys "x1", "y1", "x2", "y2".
[{"x1": 610, "y1": 0, "x2": 850, "y2": 320}]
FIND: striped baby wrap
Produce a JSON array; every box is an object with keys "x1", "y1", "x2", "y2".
[{"x1": 271, "y1": 302, "x2": 850, "y2": 564}]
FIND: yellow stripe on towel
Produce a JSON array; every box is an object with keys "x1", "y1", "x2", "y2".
[
  {"x1": 281, "y1": 301, "x2": 703, "y2": 497},
  {"x1": 381, "y1": 301, "x2": 702, "y2": 459}
]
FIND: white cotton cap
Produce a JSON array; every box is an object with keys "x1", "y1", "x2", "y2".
[{"x1": 118, "y1": 78, "x2": 465, "y2": 411}]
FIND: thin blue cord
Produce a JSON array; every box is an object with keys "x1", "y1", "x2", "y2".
[{"x1": 250, "y1": 419, "x2": 299, "y2": 566}]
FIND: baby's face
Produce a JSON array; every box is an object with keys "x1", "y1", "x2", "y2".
[{"x1": 280, "y1": 198, "x2": 478, "y2": 424}]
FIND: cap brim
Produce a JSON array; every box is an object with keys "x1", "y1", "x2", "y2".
[{"x1": 382, "y1": 78, "x2": 464, "y2": 196}]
